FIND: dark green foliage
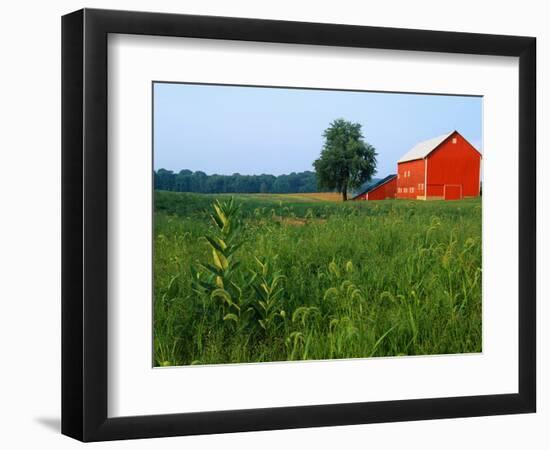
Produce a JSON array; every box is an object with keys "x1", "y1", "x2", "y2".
[
  {"x1": 154, "y1": 169, "x2": 324, "y2": 194},
  {"x1": 314, "y1": 119, "x2": 377, "y2": 201}
]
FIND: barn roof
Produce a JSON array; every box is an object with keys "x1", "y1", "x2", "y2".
[
  {"x1": 351, "y1": 174, "x2": 397, "y2": 199},
  {"x1": 397, "y1": 131, "x2": 455, "y2": 163}
]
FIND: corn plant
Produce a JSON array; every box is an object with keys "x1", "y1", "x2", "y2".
[
  {"x1": 192, "y1": 198, "x2": 244, "y2": 325},
  {"x1": 246, "y1": 257, "x2": 286, "y2": 334}
]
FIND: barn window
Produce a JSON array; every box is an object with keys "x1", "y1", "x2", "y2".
[
  {"x1": 404, "y1": 187, "x2": 408, "y2": 193},
  {"x1": 411, "y1": 187, "x2": 415, "y2": 193},
  {"x1": 452, "y1": 137, "x2": 457, "y2": 144}
]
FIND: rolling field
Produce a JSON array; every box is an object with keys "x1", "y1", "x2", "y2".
[
  {"x1": 266, "y1": 192, "x2": 343, "y2": 202},
  {"x1": 154, "y1": 191, "x2": 482, "y2": 366}
]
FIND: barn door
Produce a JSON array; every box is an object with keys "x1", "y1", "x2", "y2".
[{"x1": 444, "y1": 184, "x2": 462, "y2": 200}]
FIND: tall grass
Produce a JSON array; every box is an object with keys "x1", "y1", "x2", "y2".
[{"x1": 154, "y1": 191, "x2": 481, "y2": 366}]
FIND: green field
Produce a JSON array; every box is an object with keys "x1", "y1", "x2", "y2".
[{"x1": 154, "y1": 191, "x2": 482, "y2": 366}]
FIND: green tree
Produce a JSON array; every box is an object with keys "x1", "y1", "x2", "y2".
[
  {"x1": 156, "y1": 168, "x2": 175, "y2": 191},
  {"x1": 154, "y1": 169, "x2": 325, "y2": 194},
  {"x1": 313, "y1": 119, "x2": 377, "y2": 201}
]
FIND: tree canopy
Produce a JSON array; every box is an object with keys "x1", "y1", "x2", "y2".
[
  {"x1": 313, "y1": 119, "x2": 377, "y2": 201},
  {"x1": 154, "y1": 169, "x2": 325, "y2": 194}
]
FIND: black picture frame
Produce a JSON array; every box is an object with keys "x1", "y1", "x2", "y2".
[{"x1": 62, "y1": 8, "x2": 536, "y2": 442}]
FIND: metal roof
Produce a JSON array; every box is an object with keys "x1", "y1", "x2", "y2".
[
  {"x1": 351, "y1": 174, "x2": 397, "y2": 199},
  {"x1": 397, "y1": 131, "x2": 455, "y2": 163}
]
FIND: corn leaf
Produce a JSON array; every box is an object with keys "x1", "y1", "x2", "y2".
[{"x1": 212, "y1": 249, "x2": 228, "y2": 271}]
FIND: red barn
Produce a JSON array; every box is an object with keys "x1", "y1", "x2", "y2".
[
  {"x1": 351, "y1": 174, "x2": 397, "y2": 201},
  {"x1": 396, "y1": 131, "x2": 481, "y2": 200}
]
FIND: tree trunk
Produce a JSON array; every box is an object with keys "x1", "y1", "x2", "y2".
[{"x1": 341, "y1": 182, "x2": 348, "y2": 201}]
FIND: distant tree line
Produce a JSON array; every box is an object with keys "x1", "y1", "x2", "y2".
[{"x1": 154, "y1": 169, "x2": 328, "y2": 194}]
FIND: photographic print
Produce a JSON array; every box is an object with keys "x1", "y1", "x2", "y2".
[
  {"x1": 61, "y1": 10, "x2": 535, "y2": 440},
  {"x1": 153, "y1": 82, "x2": 482, "y2": 367}
]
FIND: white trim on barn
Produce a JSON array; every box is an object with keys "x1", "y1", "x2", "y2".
[{"x1": 424, "y1": 157, "x2": 428, "y2": 200}]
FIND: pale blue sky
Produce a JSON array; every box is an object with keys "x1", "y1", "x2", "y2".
[{"x1": 153, "y1": 83, "x2": 482, "y2": 177}]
